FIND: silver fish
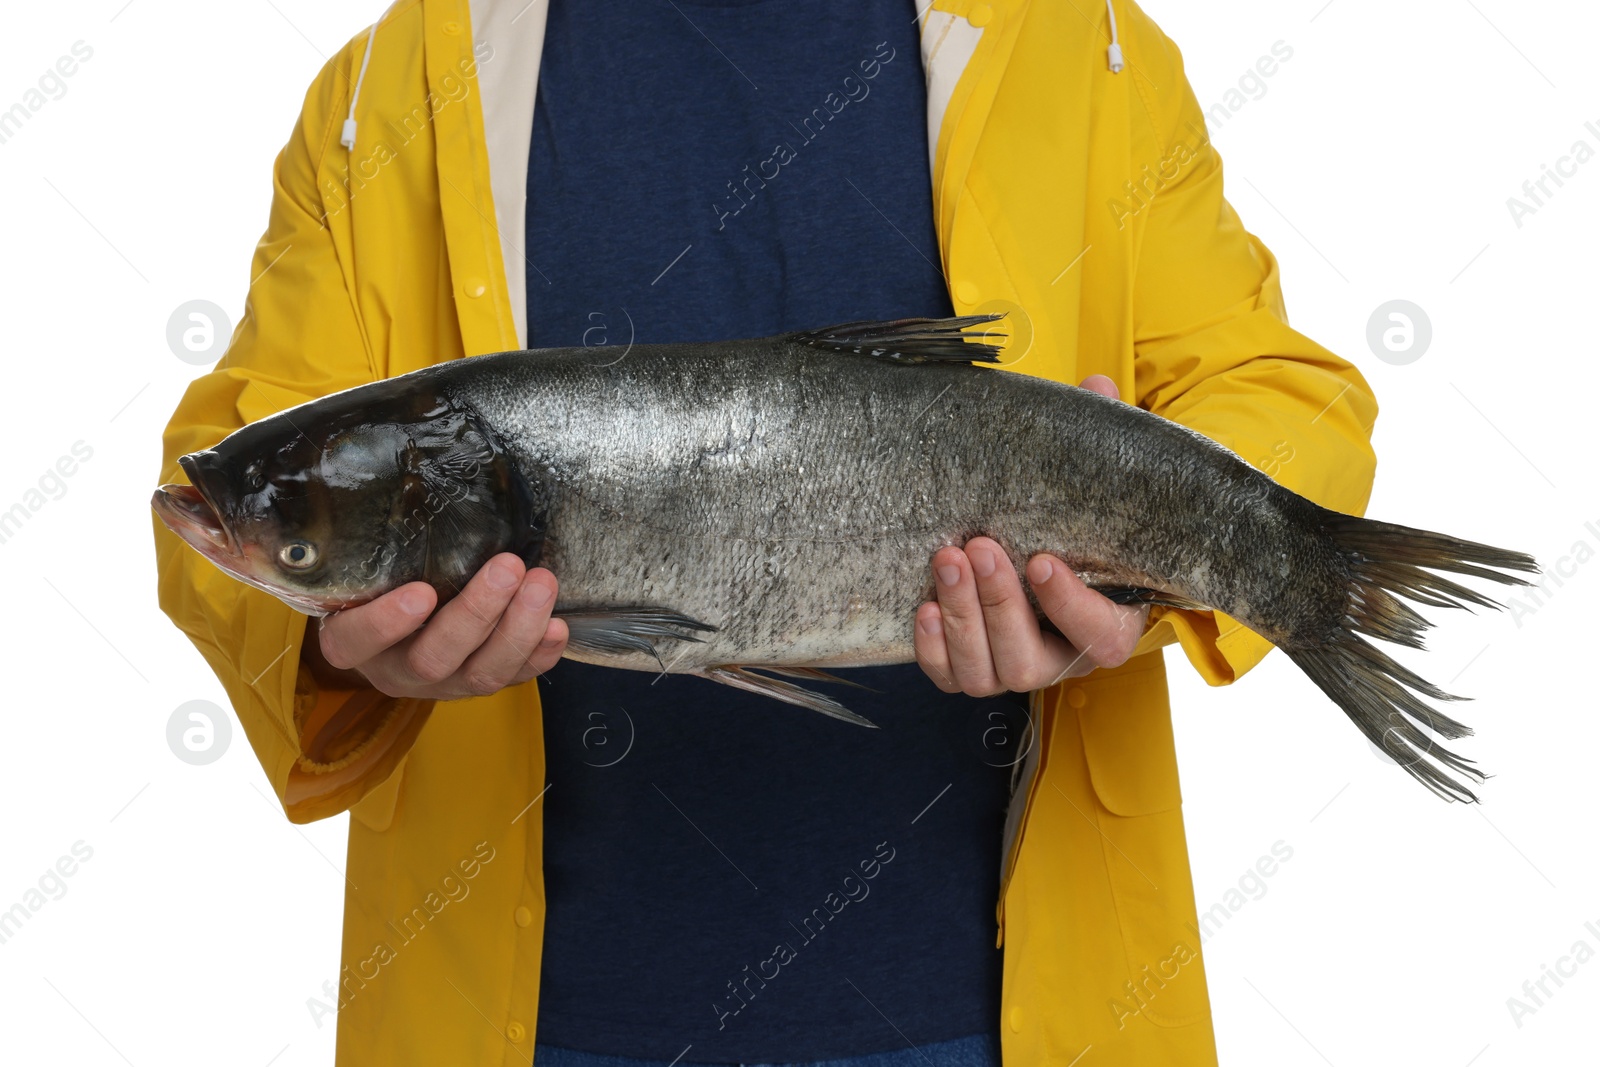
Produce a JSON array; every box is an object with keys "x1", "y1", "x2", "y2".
[{"x1": 153, "y1": 316, "x2": 1538, "y2": 801}]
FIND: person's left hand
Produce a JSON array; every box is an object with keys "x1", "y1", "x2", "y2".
[{"x1": 913, "y1": 374, "x2": 1151, "y2": 697}]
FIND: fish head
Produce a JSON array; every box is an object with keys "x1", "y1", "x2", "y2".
[{"x1": 152, "y1": 385, "x2": 542, "y2": 616}]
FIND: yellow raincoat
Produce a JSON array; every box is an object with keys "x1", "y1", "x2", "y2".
[{"x1": 154, "y1": 1, "x2": 1378, "y2": 1063}]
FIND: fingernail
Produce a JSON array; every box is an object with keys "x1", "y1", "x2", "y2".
[
  {"x1": 487, "y1": 561, "x2": 520, "y2": 590},
  {"x1": 524, "y1": 580, "x2": 552, "y2": 610},
  {"x1": 539, "y1": 632, "x2": 563, "y2": 648},
  {"x1": 969, "y1": 546, "x2": 995, "y2": 578},
  {"x1": 919, "y1": 612, "x2": 943, "y2": 637},
  {"x1": 936, "y1": 564, "x2": 961, "y2": 588},
  {"x1": 1027, "y1": 557, "x2": 1053, "y2": 585},
  {"x1": 399, "y1": 587, "x2": 432, "y2": 616}
]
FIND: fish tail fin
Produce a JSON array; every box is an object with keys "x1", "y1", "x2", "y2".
[{"x1": 1285, "y1": 513, "x2": 1539, "y2": 803}]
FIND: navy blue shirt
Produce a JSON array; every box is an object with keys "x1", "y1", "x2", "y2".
[{"x1": 527, "y1": 2, "x2": 1023, "y2": 1059}]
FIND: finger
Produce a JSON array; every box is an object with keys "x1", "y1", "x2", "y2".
[
  {"x1": 402, "y1": 554, "x2": 527, "y2": 685},
  {"x1": 319, "y1": 582, "x2": 436, "y2": 670},
  {"x1": 1027, "y1": 555, "x2": 1149, "y2": 672},
  {"x1": 931, "y1": 546, "x2": 1003, "y2": 695},
  {"x1": 509, "y1": 616, "x2": 571, "y2": 685},
  {"x1": 1079, "y1": 374, "x2": 1120, "y2": 400},
  {"x1": 964, "y1": 537, "x2": 1051, "y2": 691},
  {"x1": 457, "y1": 569, "x2": 560, "y2": 695},
  {"x1": 913, "y1": 601, "x2": 962, "y2": 693}
]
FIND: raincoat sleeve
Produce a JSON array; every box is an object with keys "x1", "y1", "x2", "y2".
[
  {"x1": 1121, "y1": 9, "x2": 1380, "y2": 685},
  {"x1": 154, "y1": 49, "x2": 431, "y2": 826}
]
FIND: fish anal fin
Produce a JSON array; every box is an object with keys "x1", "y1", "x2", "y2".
[
  {"x1": 758, "y1": 665, "x2": 877, "y2": 691},
  {"x1": 700, "y1": 666, "x2": 879, "y2": 728}
]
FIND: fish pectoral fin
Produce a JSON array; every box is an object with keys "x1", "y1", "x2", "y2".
[
  {"x1": 557, "y1": 608, "x2": 718, "y2": 663},
  {"x1": 792, "y1": 315, "x2": 1004, "y2": 365},
  {"x1": 700, "y1": 666, "x2": 879, "y2": 729},
  {"x1": 1086, "y1": 585, "x2": 1213, "y2": 613}
]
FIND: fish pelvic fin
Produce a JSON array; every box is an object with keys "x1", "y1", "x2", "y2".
[
  {"x1": 1288, "y1": 512, "x2": 1540, "y2": 803},
  {"x1": 700, "y1": 666, "x2": 879, "y2": 728},
  {"x1": 792, "y1": 315, "x2": 1005, "y2": 364},
  {"x1": 558, "y1": 608, "x2": 718, "y2": 666}
]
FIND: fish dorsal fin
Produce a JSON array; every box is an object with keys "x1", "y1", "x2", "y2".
[{"x1": 793, "y1": 315, "x2": 1006, "y2": 364}]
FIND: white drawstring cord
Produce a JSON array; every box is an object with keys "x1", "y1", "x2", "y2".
[
  {"x1": 341, "y1": 4, "x2": 395, "y2": 149},
  {"x1": 1104, "y1": 0, "x2": 1124, "y2": 73}
]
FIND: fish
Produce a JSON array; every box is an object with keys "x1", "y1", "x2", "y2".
[{"x1": 153, "y1": 315, "x2": 1539, "y2": 802}]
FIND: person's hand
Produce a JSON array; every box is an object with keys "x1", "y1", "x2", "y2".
[
  {"x1": 307, "y1": 553, "x2": 569, "y2": 700},
  {"x1": 913, "y1": 374, "x2": 1150, "y2": 697}
]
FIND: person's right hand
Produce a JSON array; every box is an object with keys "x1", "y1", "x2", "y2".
[{"x1": 310, "y1": 553, "x2": 569, "y2": 700}]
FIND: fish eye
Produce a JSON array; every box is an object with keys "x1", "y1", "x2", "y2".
[{"x1": 279, "y1": 541, "x2": 319, "y2": 570}]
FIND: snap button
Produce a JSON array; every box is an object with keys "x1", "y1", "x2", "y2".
[
  {"x1": 969, "y1": 4, "x2": 994, "y2": 27},
  {"x1": 514, "y1": 906, "x2": 534, "y2": 928},
  {"x1": 442, "y1": 20, "x2": 462, "y2": 35},
  {"x1": 1008, "y1": 1004, "x2": 1023, "y2": 1032},
  {"x1": 954, "y1": 279, "x2": 980, "y2": 305},
  {"x1": 506, "y1": 1021, "x2": 527, "y2": 1042},
  {"x1": 1065, "y1": 686, "x2": 1087, "y2": 709},
  {"x1": 463, "y1": 279, "x2": 487, "y2": 298}
]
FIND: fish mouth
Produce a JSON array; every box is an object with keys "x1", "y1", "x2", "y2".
[
  {"x1": 153, "y1": 455, "x2": 239, "y2": 557},
  {"x1": 152, "y1": 456, "x2": 362, "y2": 618}
]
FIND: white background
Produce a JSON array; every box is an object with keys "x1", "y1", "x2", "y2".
[{"x1": 0, "y1": 1, "x2": 1595, "y2": 1065}]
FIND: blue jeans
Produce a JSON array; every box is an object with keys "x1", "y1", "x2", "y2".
[{"x1": 533, "y1": 1032, "x2": 1002, "y2": 1066}]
